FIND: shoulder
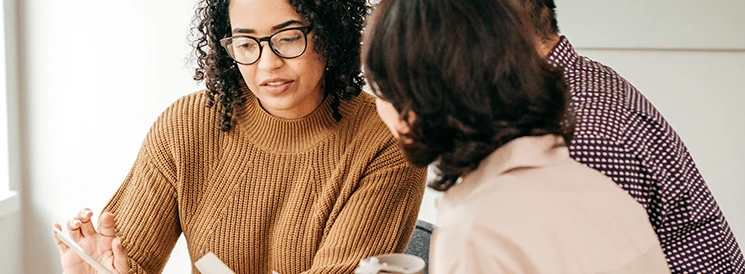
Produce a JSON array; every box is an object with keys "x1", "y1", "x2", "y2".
[
  {"x1": 339, "y1": 92, "x2": 393, "y2": 143},
  {"x1": 142, "y1": 90, "x2": 222, "y2": 158},
  {"x1": 156, "y1": 90, "x2": 220, "y2": 125},
  {"x1": 567, "y1": 56, "x2": 632, "y2": 99},
  {"x1": 443, "y1": 173, "x2": 660, "y2": 272},
  {"x1": 567, "y1": 54, "x2": 670, "y2": 127},
  {"x1": 343, "y1": 92, "x2": 381, "y2": 126},
  {"x1": 566, "y1": 60, "x2": 672, "y2": 144},
  {"x1": 148, "y1": 90, "x2": 221, "y2": 136},
  {"x1": 337, "y1": 92, "x2": 422, "y2": 174},
  {"x1": 572, "y1": 93, "x2": 681, "y2": 158}
]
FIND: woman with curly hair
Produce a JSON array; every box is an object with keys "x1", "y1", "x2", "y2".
[
  {"x1": 51, "y1": 0, "x2": 426, "y2": 273},
  {"x1": 363, "y1": 0, "x2": 669, "y2": 273}
]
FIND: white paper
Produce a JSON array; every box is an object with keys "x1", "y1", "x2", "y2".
[{"x1": 194, "y1": 252, "x2": 236, "y2": 274}]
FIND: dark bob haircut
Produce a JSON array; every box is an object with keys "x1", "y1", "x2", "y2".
[
  {"x1": 192, "y1": 0, "x2": 368, "y2": 132},
  {"x1": 363, "y1": 0, "x2": 574, "y2": 191}
]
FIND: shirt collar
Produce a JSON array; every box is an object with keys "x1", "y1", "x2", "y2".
[
  {"x1": 547, "y1": 36, "x2": 579, "y2": 69},
  {"x1": 438, "y1": 135, "x2": 570, "y2": 210}
]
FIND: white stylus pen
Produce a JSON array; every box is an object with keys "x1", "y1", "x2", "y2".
[{"x1": 53, "y1": 227, "x2": 114, "y2": 274}]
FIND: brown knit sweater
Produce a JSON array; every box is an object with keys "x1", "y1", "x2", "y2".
[{"x1": 102, "y1": 91, "x2": 427, "y2": 274}]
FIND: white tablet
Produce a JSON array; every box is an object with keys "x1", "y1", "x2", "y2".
[{"x1": 53, "y1": 227, "x2": 114, "y2": 274}]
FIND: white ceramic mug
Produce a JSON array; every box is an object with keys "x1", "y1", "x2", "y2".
[{"x1": 354, "y1": 253, "x2": 426, "y2": 274}]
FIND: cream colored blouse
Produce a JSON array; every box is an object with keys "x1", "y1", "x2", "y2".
[{"x1": 430, "y1": 135, "x2": 670, "y2": 274}]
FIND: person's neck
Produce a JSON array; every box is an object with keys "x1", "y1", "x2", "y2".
[{"x1": 536, "y1": 34, "x2": 561, "y2": 60}]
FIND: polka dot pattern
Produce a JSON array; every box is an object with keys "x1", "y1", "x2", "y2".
[{"x1": 548, "y1": 36, "x2": 745, "y2": 274}]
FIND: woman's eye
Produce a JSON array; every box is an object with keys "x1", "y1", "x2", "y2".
[{"x1": 280, "y1": 36, "x2": 301, "y2": 43}]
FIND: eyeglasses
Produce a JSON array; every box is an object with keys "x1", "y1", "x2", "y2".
[{"x1": 220, "y1": 26, "x2": 313, "y2": 65}]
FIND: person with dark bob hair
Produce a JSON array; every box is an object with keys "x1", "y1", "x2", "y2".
[
  {"x1": 363, "y1": 0, "x2": 669, "y2": 272},
  {"x1": 51, "y1": 0, "x2": 427, "y2": 273}
]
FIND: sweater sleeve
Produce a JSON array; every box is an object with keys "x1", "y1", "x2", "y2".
[
  {"x1": 302, "y1": 139, "x2": 427, "y2": 273},
  {"x1": 102, "y1": 121, "x2": 182, "y2": 274}
]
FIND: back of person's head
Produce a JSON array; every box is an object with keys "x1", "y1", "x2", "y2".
[
  {"x1": 513, "y1": 0, "x2": 559, "y2": 41},
  {"x1": 363, "y1": 0, "x2": 574, "y2": 191}
]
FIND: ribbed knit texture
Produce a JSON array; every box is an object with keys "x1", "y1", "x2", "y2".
[{"x1": 102, "y1": 91, "x2": 427, "y2": 274}]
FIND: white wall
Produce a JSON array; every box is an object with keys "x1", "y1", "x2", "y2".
[
  {"x1": 557, "y1": 0, "x2": 745, "y2": 50},
  {"x1": 16, "y1": 1, "x2": 200, "y2": 273},
  {"x1": 3, "y1": 1, "x2": 743, "y2": 274},
  {"x1": 0, "y1": 0, "x2": 22, "y2": 272},
  {"x1": 0, "y1": 213, "x2": 21, "y2": 274}
]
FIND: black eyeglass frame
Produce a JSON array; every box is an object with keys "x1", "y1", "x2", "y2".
[{"x1": 219, "y1": 26, "x2": 313, "y2": 65}]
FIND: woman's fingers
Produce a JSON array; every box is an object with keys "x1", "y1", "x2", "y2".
[
  {"x1": 77, "y1": 208, "x2": 97, "y2": 237},
  {"x1": 52, "y1": 223, "x2": 68, "y2": 255},
  {"x1": 98, "y1": 212, "x2": 117, "y2": 238},
  {"x1": 67, "y1": 218, "x2": 84, "y2": 241},
  {"x1": 111, "y1": 237, "x2": 130, "y2": 273}
]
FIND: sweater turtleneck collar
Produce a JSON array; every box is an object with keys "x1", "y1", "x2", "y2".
[{"x1": 235, "y1": 91, "x2": 360, "y2": 153}]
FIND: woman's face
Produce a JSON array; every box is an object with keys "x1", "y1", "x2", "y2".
[
  {"x1": 375, "y1": 97, "x2": 409, "y2": 139},
  {"x1": 228, "y1": 0, "x2": 326, "y2": 119}
]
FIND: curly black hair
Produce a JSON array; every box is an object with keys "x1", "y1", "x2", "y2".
[{"x1": 191, "y1": 0, "x2": 368, "y2": 132}]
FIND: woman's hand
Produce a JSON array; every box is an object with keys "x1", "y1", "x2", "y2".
[{"x1": 52, "y1": 208, "x2": 130, "y2": 274}]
